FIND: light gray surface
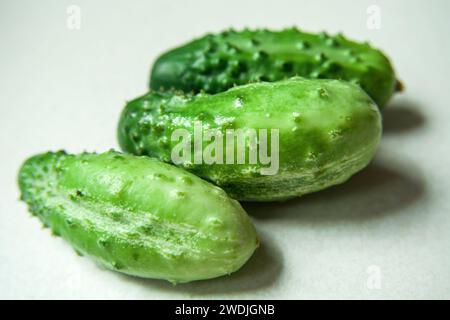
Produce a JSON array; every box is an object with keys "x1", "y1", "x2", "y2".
[{"x1": 1, "y1": 0, "x2": 449, "y2": 299}]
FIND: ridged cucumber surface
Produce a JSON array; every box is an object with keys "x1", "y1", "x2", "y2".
[
  {"x1": 119, "y1": 77, "x2": 382, "y2": 201},
  {"x1": 18, "y1": 150, "x2": 258, "y2": 283},
  {"x1": 150, "y1": 28, "x2": 398, "y2": 107}
]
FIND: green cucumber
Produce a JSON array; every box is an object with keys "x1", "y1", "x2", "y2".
[
  {"x1": 18, "y1": 150, "x2": 258, "y2": 283},
  {"x1": 150, "y1": 28, "x2": 399, "y2": 107},
  {"x1": 119, "y1": 77, "x2": 382, "y2": 201}
]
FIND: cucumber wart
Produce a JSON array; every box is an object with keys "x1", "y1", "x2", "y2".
[
  {"x1": 119, "y1": 77, "x2": 382, "y2": 201},
  {"x1": 150, "y1": 28, "x2": 399, "y2": 107},
  {"x1": 18, "y1": 150, "x2": 258, "y2": 283}
]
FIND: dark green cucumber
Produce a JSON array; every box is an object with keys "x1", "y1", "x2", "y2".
[
  {"x1": 150, "y1": 28, "x2": 399, "y2": 108},
  {"x1": 18, "y1": 150, "x2": 258, "y2": 283},
  {"x1": 119, "y1": 77, "x2": 382, "y2": 201}
]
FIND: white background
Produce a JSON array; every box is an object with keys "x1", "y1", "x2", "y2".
[{"x1": 1, "y1": 0, "x2": 450, "y2": 299}]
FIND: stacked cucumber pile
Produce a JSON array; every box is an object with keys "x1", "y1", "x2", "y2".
[{"x1": 19, "y1": 28, "x2": 399, "y2": 283}]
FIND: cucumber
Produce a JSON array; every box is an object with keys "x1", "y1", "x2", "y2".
[
  {"x1": 119, "y1": 77, "x2": 382, "y2": 201},
  {"x1": 18, "y1": 150, "x2": 258, "y2": 283},
  {"x1": 150, "y1": 28, "x2": 398, "y2": 108}
]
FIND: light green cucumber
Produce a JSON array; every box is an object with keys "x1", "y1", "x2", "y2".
[
  {"x1": 18, "y1": 150, "x2": 258, "y2": 283},
  {"x1": 119, "y1": 77, "x2": 382, "y2": 201}
]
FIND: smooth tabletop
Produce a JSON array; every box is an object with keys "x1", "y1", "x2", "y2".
[{"x1": 1, "y1": 0, "x2": 449, "y2": 299}]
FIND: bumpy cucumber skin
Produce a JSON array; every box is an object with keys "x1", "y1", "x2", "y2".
[
  {"x1": 150, "y1": 28, "x2": 397, "y2": 108},
  {"x1": 18, "y1": 151, "x2": 258, "y2": 283},
  {"x1": 119, "y1": 77, "x2": 382, "y2": 201}
]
